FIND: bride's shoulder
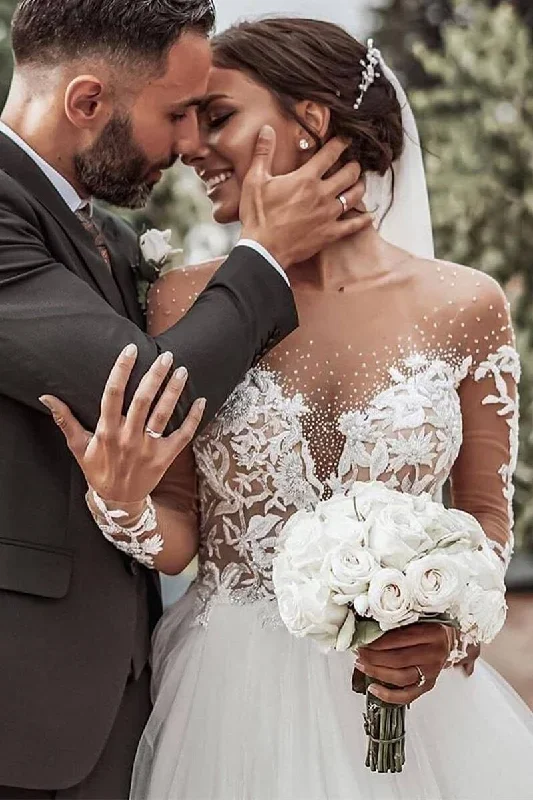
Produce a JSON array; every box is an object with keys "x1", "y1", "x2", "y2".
[
  {"x1": 413, "y1": 259, "x2": 514, "y2": 360},
  {"x1": 146, "y1": 258, "x2": 225, "y2": 335},
  {"x1": 417, "y1": 258, "x2": 509, "y2": 318}
]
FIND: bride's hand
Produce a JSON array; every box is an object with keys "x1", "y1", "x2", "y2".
[
  {"x1": 354, "y1": 622, "x2": 454, "y2": 705},
  {"x1": 39, "y1": 344, "x2": 205, "y2": 504}
]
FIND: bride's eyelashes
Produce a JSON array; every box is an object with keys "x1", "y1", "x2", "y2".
[{"x1": 206, "y1": 111, "x2": 235, "y2": 130}]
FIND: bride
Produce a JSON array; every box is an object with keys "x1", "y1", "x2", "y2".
[{"x1": 46, "y1": 17, "x2": 533, "y2": 800}]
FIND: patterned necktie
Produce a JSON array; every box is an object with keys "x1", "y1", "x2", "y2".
[{"x1": 75, "y1": 205, "x2": 111, "y2": 269}]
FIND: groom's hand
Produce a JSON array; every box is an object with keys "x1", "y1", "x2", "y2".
[{"x1": 240, "y1": 126, "x2": 370, "y2": 269}]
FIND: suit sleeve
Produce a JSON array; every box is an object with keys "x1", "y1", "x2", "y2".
[{"x1": 0, "y1": 191, "x2": 298, "y2": 432}]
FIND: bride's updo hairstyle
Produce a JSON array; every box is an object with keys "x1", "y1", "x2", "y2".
[{"x1": 211, "y1": 17, "x2": 404, "y2": 175}]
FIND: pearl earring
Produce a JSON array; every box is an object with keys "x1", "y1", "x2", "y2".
[{"x1": 299, "y1": 139, "x2": 310, "y2": 151}]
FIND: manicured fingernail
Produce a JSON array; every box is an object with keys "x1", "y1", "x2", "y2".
[
  {"x1": 174, "y1": 366, "x2": 188, "y2": 380},
  {"x1": 197, "y1": 398, "x2": 207, "y2": 412},
  {"x1": 354, "y1": 660, "x2": 365, "y2": 672},
  {"x1": 124, "y1": 344, "x2": 137, "y2": 358},
  {"x1": 161, "y1": 351, "x2": 173, "y2": 367},
  {"x1": 39, "y1": 396, "x2": 52, "y2": 410}
]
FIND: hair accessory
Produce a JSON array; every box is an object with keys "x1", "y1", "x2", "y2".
[{"x1": 353, "y1": 38, "x2": 382, "y2": 112}]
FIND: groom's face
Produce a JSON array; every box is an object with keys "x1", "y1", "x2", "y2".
[{"x1": 74, "y1": 33, "x2": 212, "y2": 207}]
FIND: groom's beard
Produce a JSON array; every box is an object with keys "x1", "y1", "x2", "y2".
[{"x1": 74, "y1": 112, "x2": 158, "y2": 208}]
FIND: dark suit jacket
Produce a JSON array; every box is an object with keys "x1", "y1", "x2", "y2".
[{"x1": 0, "y1": 131, "x2": 298, "y2": 790}]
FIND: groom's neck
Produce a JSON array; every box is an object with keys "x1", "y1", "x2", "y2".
[{"x1": 2, "y1": 73, "x2": 84, "y2": 195}]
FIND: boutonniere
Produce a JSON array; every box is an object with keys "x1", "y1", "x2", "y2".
[{"x1": 134, "y1": 228, "x2": 182, "y2": 311}]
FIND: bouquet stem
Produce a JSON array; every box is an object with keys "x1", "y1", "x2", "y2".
[{"x1": 363, "y1": 680, "x2": 406, "y2": 773}]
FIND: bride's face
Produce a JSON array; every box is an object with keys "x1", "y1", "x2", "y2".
[{"x1": 182, "y1": 67, "x2": 305, "y2": 223}]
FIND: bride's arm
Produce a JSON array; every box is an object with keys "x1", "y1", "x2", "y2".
[{"x1": 450, "y1": 275, "x2": 519, "y2": 568}]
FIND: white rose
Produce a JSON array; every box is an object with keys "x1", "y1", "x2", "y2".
[
  {"x1": 277, "y1": 512, "x2": 329, "y2": 576},
  {"x1": 405, "y1": 553, "x2": 466, "y2": 614},
  {"x1": 350, "y1": 481, "x2": 415, "y2": 520},
  {"x1": 411, "y1": 493, "x2": 446, "y2": 534},
  {"x1": 366, "y1": 505, "x2": 434, "y2": 570},
  {"x1": 325, "y1": 544, "x2": 378, "y2": 605},
  {"x1": 275, "y1": 576, "x2": 348, "y2": 651},
  {"x1": 428, "y1": 508, "x2": 485, "y2": 551},
  {"x1": 453, "y1": 545, "x2": 505, "y2": 592},
  {"x1": 140, "y1": 228, "x2": 180, "y2": 265},
  {"x1": 368, "y1": 568, "x2": 419, "y2": 631},
  {"x1": 455, "y1": 584, "x2": 507, "y2": 643},
  {"x1": 317, "y1": 495, "x2": 368, "y2": 546}
]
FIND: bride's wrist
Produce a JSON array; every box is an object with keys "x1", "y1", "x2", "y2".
[
  {"x1": 85, "y1": 488, "x2": 162, "y2": 568},
  {"x1": 86, "y1": 488, "x2": 150, "y2": 529}
]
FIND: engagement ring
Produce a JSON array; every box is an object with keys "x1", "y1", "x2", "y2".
[
  {"x1": 337, "y1": 194, "x2": 348, "y2": 214},
  {"x1": 145, "y1": 426, "x2": 163, "y2": 440}
]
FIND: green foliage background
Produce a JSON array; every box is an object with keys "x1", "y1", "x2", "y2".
[{"x1": 372, "y1": 0, "x2": 533, "y2": 549}]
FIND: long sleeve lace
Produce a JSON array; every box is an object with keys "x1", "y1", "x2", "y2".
[{"x1": 450, "y1": 285, "x2": 519, "y2": 567}]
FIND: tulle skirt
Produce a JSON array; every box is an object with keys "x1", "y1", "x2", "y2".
[{"x1": 131, "y1": 585, "x2": 533, "y2": 800}]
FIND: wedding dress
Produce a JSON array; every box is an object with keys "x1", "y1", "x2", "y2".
[{"x1": 129, "y1": 255, "x2": 533, "y2": 800}]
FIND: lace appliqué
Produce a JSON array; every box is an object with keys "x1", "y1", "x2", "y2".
[
  {"x1": 193, "y1": 369, "x2": 320, "y2": 626},
  {"x1": 90, "y1": 491, "x2": 163, "y2": 568},
  {"x1": 333, "y1": 354, "x2": 469, "y2": 498},
  {"x1": 474, "y1": 345, "x2": 520, "y2": 567},
  {"x1": 190, "y1": 353, "x2": 488, "y2": 626}
]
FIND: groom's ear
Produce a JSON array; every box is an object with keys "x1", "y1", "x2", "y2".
[
  {"x1": 64, "y1": 75, "x2": 111, "y2": 130},
  {"x1": 294, "y1": 100, "x2": 331, "y2": 143}
]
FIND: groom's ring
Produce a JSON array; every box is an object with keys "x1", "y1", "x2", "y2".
[
  {"x1": 145, "y1": 426, "x2": 163, "y2": 440},
  {"x1": 414, "y1": 665, "x2": 426, "y2": 688},
  {"x1": 337, "y1": 194, "x2": 349, "y2": 215}
]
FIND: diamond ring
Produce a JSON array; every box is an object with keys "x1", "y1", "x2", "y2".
[
  {"x1": 337, "y1": 194, "x2": 349, "y2": 214},
  {"x1": 414, "y1": 665, "x2": 426, "y2": 688},
  {"x1": 145, "y1": 426, "x2": 163, "y2": 440}
]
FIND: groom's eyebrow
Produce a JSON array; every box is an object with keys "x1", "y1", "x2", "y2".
[
  {"x1": 168, "y1": 96, "x2": 207, "y2": 111},
  {"x1": 197, "y1": 94, "x2": 230, "y2": 111}
]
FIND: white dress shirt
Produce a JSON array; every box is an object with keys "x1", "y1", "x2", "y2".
[
  {"x1": 0, "y1": 120, "x2": 289, "y2": 285},
  {"x1": 0, "y1": 120, "x2": 87, "y2": 213}
]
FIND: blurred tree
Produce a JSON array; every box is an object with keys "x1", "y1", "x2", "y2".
[
  {"x1": 404, "y1": 1, "x2": 533, "y2": 549},
  {"x1": 373, "y1": 0, "x2": 533, "y2": 88}
]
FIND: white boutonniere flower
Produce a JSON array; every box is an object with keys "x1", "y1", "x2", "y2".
[
  {"x1": 140, "y1": 228, "x2": 182, "y2": 271},
  {"x1": 135, "y1": 228, "x2": 183, "y2": 312}
]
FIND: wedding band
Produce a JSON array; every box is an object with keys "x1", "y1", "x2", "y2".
[
  {"x1": 414, "y1": 665, "x2": 426, "y2": 688},
  {"x1": 337, "y1": 194, "x2": 349, "y2": 214},
  {"x1": 145, "y1": 426, "x2": 163, "y2": 440}
]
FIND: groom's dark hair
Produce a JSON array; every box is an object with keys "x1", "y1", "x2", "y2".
[{"x1": 11, "y1": 0, "x2": 215, "y2": 73}]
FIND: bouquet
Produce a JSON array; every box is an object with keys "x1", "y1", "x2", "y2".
[{"x1": 272, "y1": 481, "x2": 506, "y2": 774}]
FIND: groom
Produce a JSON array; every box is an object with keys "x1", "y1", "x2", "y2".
[{"x1": 0, "y1": 1, "x2": 368, "y2": 798}]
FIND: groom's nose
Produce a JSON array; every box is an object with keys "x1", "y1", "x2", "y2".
[{"x1": 175, "y1": 115, "x2": 203, "y2": 160}]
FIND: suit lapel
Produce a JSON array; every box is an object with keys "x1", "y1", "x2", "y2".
[
  {"x1": 97, "y1": 211, "x2": 145, "y2": 328},
  {"x1": 0, "y1": 132, "x2": 128, "y2": 315}
]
